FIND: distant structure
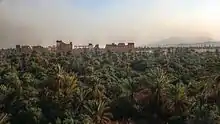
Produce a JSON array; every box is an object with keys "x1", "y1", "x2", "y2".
[
  {"x1": 16, "y1": 45, "x2": 32, "y2": 53},
  {"x1": 16, "y1": 44, "x2": 48, "y2": 53},
  {"x1": 32, "y1": 45, "x2": 48, "y2": 53},
  {"x1": 22, "y1": 46, "x2": 32, "y2": 53},
  {"x1": 13, "y1": 40, "x2": 220, "y2": 55},
  {"x1": 48, "y1": 45, "x2": 56, "y2": 52},
  {"x1": 74, "y1": 43, "x2": 93, "y2": 49},
  {"x1": 56, "y1": 40, "x2": 72, "y2": 53},
  {"x1": 94, "y1": 44, "x2": 99, "y2": 49},
  {"x1": 105, "y1": 42, "x2": 135, "y2": 52},
  {"x1": 73, "y1": 43, "x2": 97, "y2": 55},
  {"x1": 16, "y1": 45, "x2": 21, "y2": 52}
]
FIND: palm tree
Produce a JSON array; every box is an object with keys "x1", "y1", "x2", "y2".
[
  {"x1": 145, "y1": 67, "x2": 172, "y2": 105},
  {"x1": 187, "y1": 103, "x2": 220, "y2": 124},
  {"x1": 167, "y1": 83, "x2": 189, "y2": 114},
  {"x1": 119, "y1": 78, "x2": 137, "y2": 98},
  {"x1": 166, "y1": 83, "x2": 189, "y2": 123},
  {"x1": 45, "y1": 64, "x2": 78, "y2": 95},
  {"x1": 142, "y1": 67, "x2": 174, "y2": 123},
  {"x1": 83, "y1": 100, "x2": 112, "y2": 124},
  {"x1": 73, "y1": 88, "x2": 92, "y2": 114}
]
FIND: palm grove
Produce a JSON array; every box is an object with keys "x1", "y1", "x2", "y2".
[{"x1": 1, "y1": 48, "x2": 220, "y2": 124}]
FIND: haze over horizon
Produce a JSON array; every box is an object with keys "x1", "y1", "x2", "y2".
[{"x1": 1, "y1": 0, "x2": 220, "y2": 48}]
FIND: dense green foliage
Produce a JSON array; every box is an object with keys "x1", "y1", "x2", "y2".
[{"x1": 1, "y1": 48, "x2": 220, "y2": 124}]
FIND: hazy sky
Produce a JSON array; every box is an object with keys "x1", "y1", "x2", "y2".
[{"x1": 1, "y1": 0, "x2": 220, "y2": 47}]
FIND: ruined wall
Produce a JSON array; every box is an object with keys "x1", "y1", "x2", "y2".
[
  {"x1": 56, "y1": 41, "x2": 72, "y2": 52},
  {"x1": 105, "y1": 42, "x2": 135, "y2": 53},
  {"x1": 32, "y1": 46, "x2": 48, "y2": 53},
  {"x1": 21, "y1": 46, "x2": 32, "y2": 53}
]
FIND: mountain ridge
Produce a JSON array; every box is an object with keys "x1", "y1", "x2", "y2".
[{"x1": 155, "y1": 36, "x2": 214, "y2": 45}]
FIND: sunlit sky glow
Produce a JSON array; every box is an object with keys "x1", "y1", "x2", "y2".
[{"x1": 0, "y1": 0, "x2": 220, "y2": 47}]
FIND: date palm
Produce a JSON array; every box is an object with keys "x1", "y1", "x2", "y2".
[
  {"x1": 144, "y1": 67, "x2": 172, "y2": 106},
  {"x1": 166, "y1": 83, "x2": 189, "y2": 124},
  {"x1": 167, "y1": 83, "x2": 189, "y2": 115},
  {"x1": 83, "y1": 100, "x2": 112, "y2": 124},
  {"x1": 142, "y1": 67, "x2": 174, "y2": 123},
  {"x1": 45, "y1": 64, "x2": 78, "y2": 95}
]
